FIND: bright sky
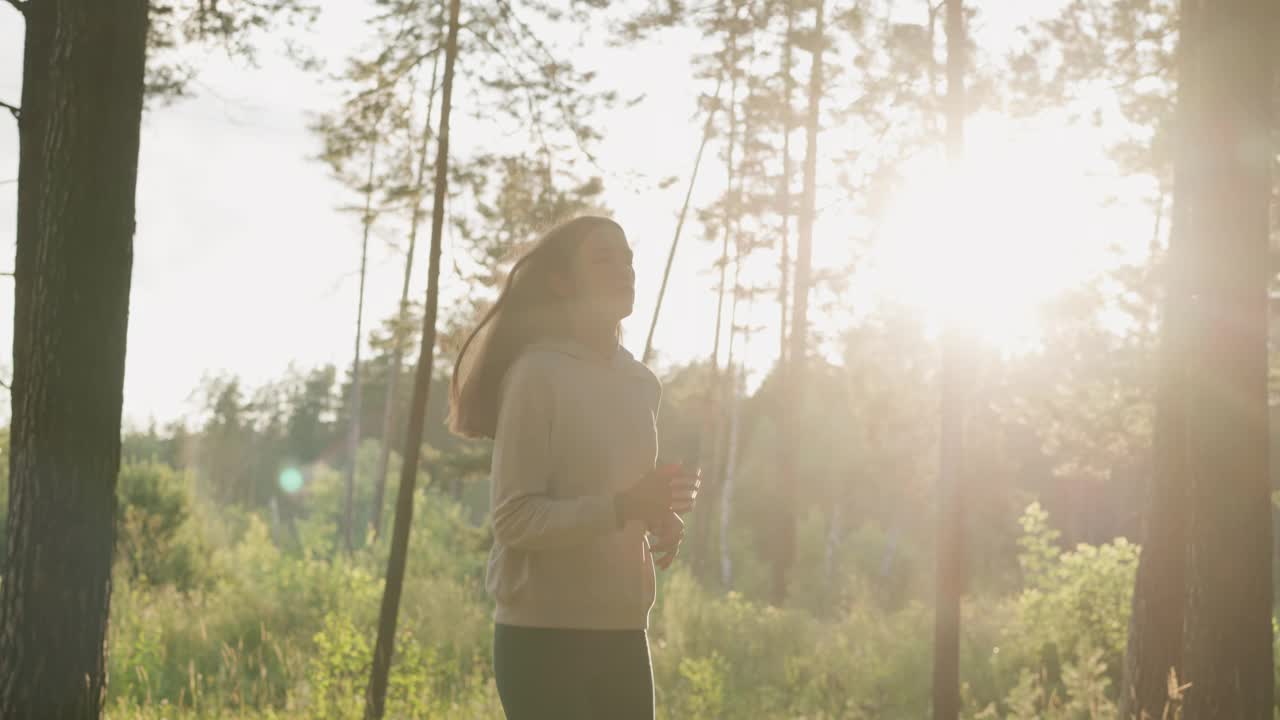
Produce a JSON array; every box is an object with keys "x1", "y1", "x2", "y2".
[{"x1": 0, "y1": 1, "x2": 1155, "y2": 429}]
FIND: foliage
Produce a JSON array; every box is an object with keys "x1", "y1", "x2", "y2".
[
  {"x1": 306, "y1": 612, "x2": 494, "y2": 719},
  {"x1": 116, "y1": 460, "x2": 210, "y2": 591},
  {"x1": 0, "y1": 422, "x2": 1240, "y2": 720},
  {"x1": 970, "y1": 649, "x2": 1121, "y2": 720},
  {"x1": 1004, "y1": 503, "x2": 1140, "y2": 696},
  {"x1": 104, "y1": 472, "x2": 496, "y2": 717},
  {"x1": 145, "y1": 0, "x2": 321, "y2": 101}
]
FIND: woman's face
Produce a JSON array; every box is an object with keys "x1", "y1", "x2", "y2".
[{"x1": 566, "y1": 223, "x2": 635, "y2": 323}]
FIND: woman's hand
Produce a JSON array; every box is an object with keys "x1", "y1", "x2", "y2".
[
  {"x1": 668, "y1": 465, "x2": 701, "y2": 515},
  {"x1": 617, "y1": 467, "x2": 676, "y2": 527},
  {"x1": 618, "y1": 463, "x2": 702, "y2": 527},
  {"x1": 648, "y1": 511, "x2": 685, "y2": 570}
]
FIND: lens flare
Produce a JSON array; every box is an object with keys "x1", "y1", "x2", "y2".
[{"x1": 279, "y1": 467, "x2": 304, "y2": 494}]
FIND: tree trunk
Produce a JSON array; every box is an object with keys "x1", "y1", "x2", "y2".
[
  {"x1": 1, "y1": 0, "x2": 148, "y2": 717},
  {"x1": 363, "y1": 0, "x2": 460, "y2": 715},
  {"x1": 372, "y1": 53, "x2": 441, "y2": 541},
  {"x1": 777, "y1": 1, "x2": 795, "y2": 365},
  {"x1": 1120, "y1": 6, "x2": 1195, "y2": 714},
  {"x1": 343, "y1": 138, "x2": 379, "y2": 553},
  {"x1": 694, "y1": 219, "x2": 732, "y2": 580},
  {"x1": 1178, "y1": 0, "x2": 1274, "y2": 716},
  {"x1": 932, "y1": 1, "x2": 965, "y2": 718},
  {"x1": 701, "y1": 232, "x2": 744, "y2": 585},
  {"x1": 693, "y1": 11, "x2": 741, "y2": 580},
  {"x1": 775, "y1": 0, "x2": 823, "y2": 608},
  {"x1": 1122, "y1": 226, "x2": 1190, "y2": 720}
]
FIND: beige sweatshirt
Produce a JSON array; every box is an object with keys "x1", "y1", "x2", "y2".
[{"x1": 484, "y1": 339, "x2": 662, "y2": 630}]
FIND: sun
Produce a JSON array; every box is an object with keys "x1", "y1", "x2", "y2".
[{"x1": 866, "y1": 112, "x2": 1127, "y2": 354}]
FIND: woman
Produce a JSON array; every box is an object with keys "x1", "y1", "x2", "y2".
[{"x1": 448, "y1": 215, "x2": 700, "y2": 720}]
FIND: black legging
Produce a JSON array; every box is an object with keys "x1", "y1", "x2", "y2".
[{"x1": 493, "y1": 623, "x2": 655, "y2": 720}]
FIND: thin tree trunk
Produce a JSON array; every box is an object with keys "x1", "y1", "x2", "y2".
[
  {"x1": 1120, "y1": 9, "x2": 1194, "y2": 711},
  {"x1": 710, "y1": 44, "x2": 739, "y2": 378},
  {"x1": 711, "y1": 35, "x2": 755, "y2": 585},
  {"x1": 696, "y1": 209, "x2": 732, "y2": 580},
  {"x1": 778, "y1": 1, "x2": 795, "y2": 365},
  {"x1": 694, "y1": 10, "x2": 741, "y2": 579},
  {"x1": 701, "y1": 228, "x2": 745, "y2": 583},
  {"x1": 343, "y1": 134, "x2": 380, "y2": 553},
  {"x1": 699, "y1": 29, "x2": 756, "y2": 580},
  {"x1": 932, "y1": 1, "x2": 965, "y2": 718},
  {"x1": 372, "y1": 50, "x2": 441, "y2": 541},
  {"x1": 364, "y1": 0, "x2": 460, "y2": 715},
  {"x1": 0, "y1": 0, "x2": 148, "y2": 716},
  {"x1": 775, "y1": 0, "x2": 823, "y2": 608},
  {"x1": 642, "y1": 78, "x2": 724, "y2": 366},
  {"x1": 1179, "y1": 0, "x2": 1274, "y2": 715}
]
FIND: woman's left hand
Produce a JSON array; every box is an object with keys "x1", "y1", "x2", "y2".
[{"x1": 649, "y1": 511, "x2": 685, "y2": 571}]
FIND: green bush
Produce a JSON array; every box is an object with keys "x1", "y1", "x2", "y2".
[
  {"x1": 106, "y1": 470, "x2": 500, "y2": 718},
  {"x1": 1005, "y1": 503, "x2": 1138, "y2": 685},
  {"x1": 117, "y1": 460, "x2": 210, "y2": 591},
  {"x1": 108, "y1": 514, "x2": 379, "y2": 711},
  {"x1": 654, "y1": 568, "x2": 950, "y2": 719}
]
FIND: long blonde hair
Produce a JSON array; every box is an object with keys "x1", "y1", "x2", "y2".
[{"x1": 447, "y1": 215, "x2": 624, "y2": 439}]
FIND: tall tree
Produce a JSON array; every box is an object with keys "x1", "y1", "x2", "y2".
[
  {"x1": 932, "y1": 1, "x2": 965, "y2": 718},
  {"x1": 694, "y1": 0, "x2": 743, "y2": 580},
  {"x1": 371, "y1": 51, "x2": 442, "y2": 540},
  {"x1": 313, "y1": 59, "x2": 400, "y2": 550},
  {"x1": 775, "y1": 0, "x2": 824, "y2": 607},
  {"x1": 700, "y1": 42, "x2": 773, "y2": 583},
  {"x1": 714, "y1": 226, "x2": 752, "y2": 587},
  {"x1": 777, "y1": 0, "x2": 796, "y2": 365},
  {"x1": 343, "y1": 119, "x2": 382, "y2": 552},
  {"x1": 364, "y1": 0, "x2": 459, "y2": 714},
  {"x1": 1120, "y1": 2, "x2": 1191, "y2": 715},
  {"x1": 1177, "y1": 0, "x2": 1274, "y2": 715},
  {"x1": 0, "y1": 0, "x2": 148, "y2": 717}
]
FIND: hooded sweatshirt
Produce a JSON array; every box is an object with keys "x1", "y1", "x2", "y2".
[{"x1": 485, "y1": 339, "x2": 662, "y2": 630}]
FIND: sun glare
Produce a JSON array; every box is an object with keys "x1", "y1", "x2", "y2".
[{"x1": 867, "y1": 114, "x2": 1124, "y2": 354}]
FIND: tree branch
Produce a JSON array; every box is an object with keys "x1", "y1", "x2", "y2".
[
  {"x1": 1, "y1": 100, "x2": 19, "y2": 121},
  {"x1": 3, "y1": 0, "x2": 23, "y2": 16}
]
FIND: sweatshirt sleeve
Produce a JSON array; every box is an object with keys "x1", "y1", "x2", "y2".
[{"x1": 488, "y1": 356, "x2": 621, "y2": 551}]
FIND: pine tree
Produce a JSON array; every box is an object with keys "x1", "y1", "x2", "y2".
[
  {"x1": 1177, "y1": 0, "x2": 1275, "y2": 715},
  {"x1": 1, "y1": 1, "x2": 147, "y2": 716},
  {"x1": 364, "y1": 0, "x2": 459, "y2": 715}
]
